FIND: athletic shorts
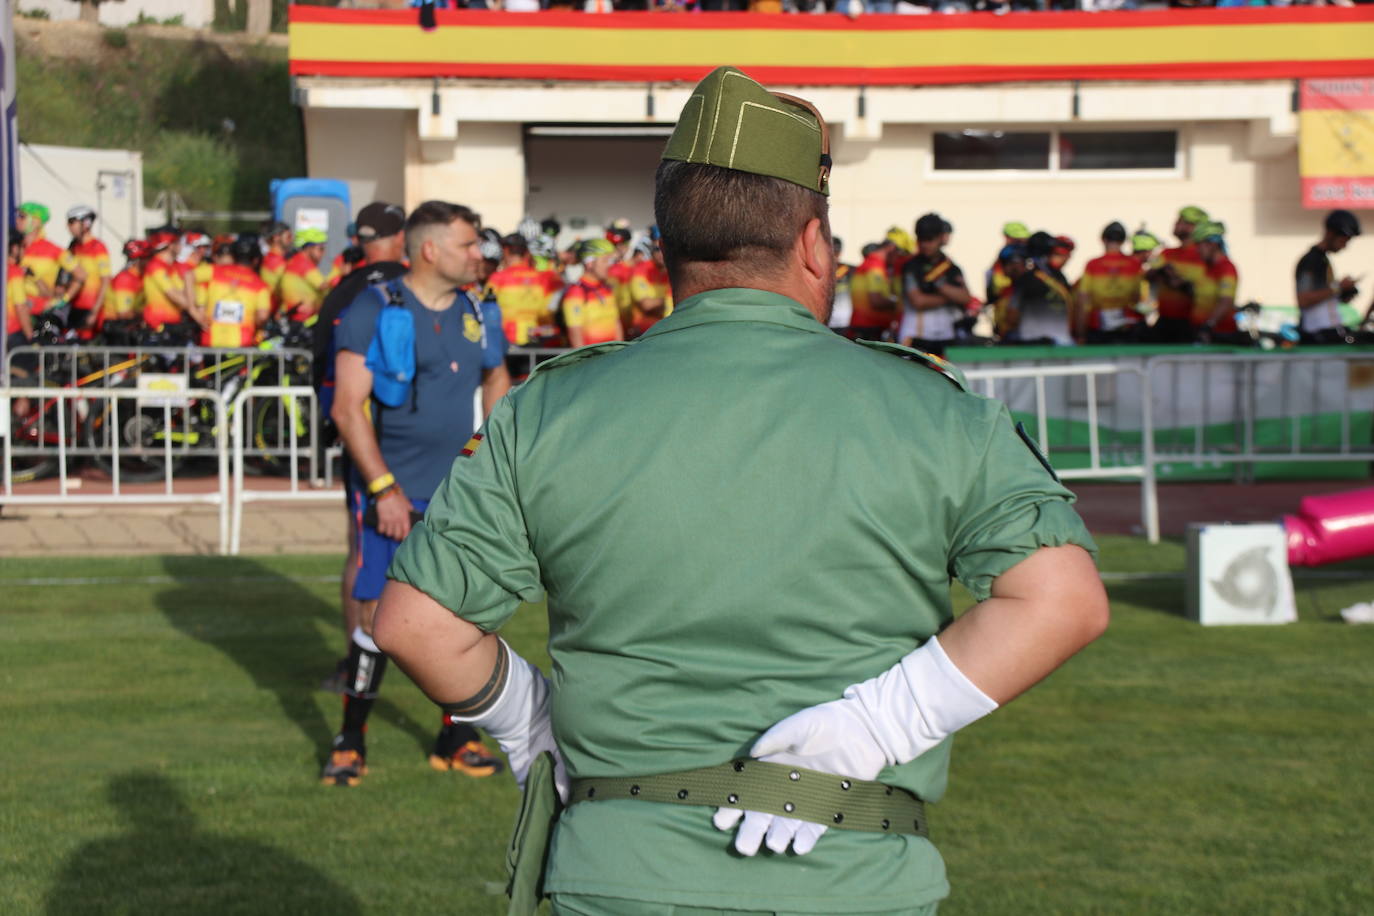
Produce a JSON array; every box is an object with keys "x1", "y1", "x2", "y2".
[{"x1": 350, "y1": 486, "x2": 429, "y2": 602}]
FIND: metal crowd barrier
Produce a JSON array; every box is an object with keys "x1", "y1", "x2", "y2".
[
  {"x1": 229, "y1": 386, "x2": 337, "y2": 556},
  {"x1": 0, "y1": 385, "x2": 231, "y2": 552},
  {"x1": 6, "y1": 344, "x2": 314, "y2": 398},
  {"x1": 964, "y1": 363, "x2": 1159, "y2": 543},
  {"x1": 1144, "y1": 351, "x2": 1374, "y2": 484}
]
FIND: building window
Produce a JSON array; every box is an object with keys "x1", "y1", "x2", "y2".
[
  {"x1": 933, "y1": 130, "x2": 1050, "y2": 171},
  {"x1": 1059, "y1": 131, "x2": 1177, "y2": 170},
  {"x1": 932, "y1": 129, "x2": 1179, "y2": 173}
]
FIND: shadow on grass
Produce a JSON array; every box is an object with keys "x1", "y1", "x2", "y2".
[
  {"x1": 152, "y1": 555, "x2": 431, "y2": 762},
  {"x1": 44, "y1": 771, "x2": 360, "y2": 915},
  {"x1": 1104, "y1": 578, "x2": 1189, "y2": 619}
]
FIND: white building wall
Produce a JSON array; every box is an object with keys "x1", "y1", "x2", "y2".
[
  {"x1": 19, "y1": 0, "x2": 214, "y2": 28},
  {"x1": 303, "y1": 107, "x2": 409, "y2": 211},
  {"x1": 18, "y1": 143, "x2": 143, "y2": 251}
]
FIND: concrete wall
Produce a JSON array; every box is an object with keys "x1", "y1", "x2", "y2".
[
  {"x1": 303, "y1": 107, "x2": 409, "y2": 212},
  {"x1": 20, "y1": 0, "x2": 214, "y2": 27}
]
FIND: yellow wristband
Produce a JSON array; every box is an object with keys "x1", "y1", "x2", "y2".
[{"x1": 367, "y1": 472, "x2": 396, "y2": 495}]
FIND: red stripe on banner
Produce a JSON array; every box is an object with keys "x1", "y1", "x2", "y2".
[
  {"x1": 288, "y1": 5, "x2": 1374, "y2": 31},
  {"x1": 1300, "y1": 78, "x2": 1374, "y2": 111},
  {"x1": 1302, "y1": 176, "x2": 1374, "y2": 210},
  {"x1": 291, "y1": 58, "x2": 1374, "y2": 87}
]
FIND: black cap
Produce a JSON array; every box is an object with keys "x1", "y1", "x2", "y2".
[
  {"x1": 1027, "y1": 231, "x2": 1055, "y2": 259},
  {"x1": 914, "y1": 213, "x2": 945, "y2": 242},
  {"x1": 1325, "y1": 209, "x2": 1362, "y2": 238},
  {"x1": 355, "y1": 202, "x2": 406, "y2": 241},
  {"x1": 1102, "y1": 221, "x2": 1127, "y2": 243},
  {"x1": 230, "y1": 233, "x2": 262, "y2": 265}
]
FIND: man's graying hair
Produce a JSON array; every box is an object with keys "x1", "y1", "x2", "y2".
[
  {"x1": 654, "y1": 160, "x2": 829, "y2": 289},
  {"x1": 404, "y1": 200, "x2": 481, "y2": 262}
]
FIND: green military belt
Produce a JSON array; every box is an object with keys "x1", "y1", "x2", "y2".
[{"x1": 567, "y1": 758, "x2": 928, "y2": 837}]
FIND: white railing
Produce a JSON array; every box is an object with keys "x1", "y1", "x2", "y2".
[
  {"x1": 964, "y1": 363, "x2": 1160, "y2": 543},
  {"x1": 0, "y1": 385, "x2": 231, "y2": 551},
  {"x1": 1143, "y1": 351, "x2": 1374, "y2": 480},
  {"x1": 229, "y1": 386, "x2": 339, "y2": 556}
]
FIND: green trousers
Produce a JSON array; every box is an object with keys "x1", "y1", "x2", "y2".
[{"x1": 550, "y1": 894, "x2": 939, "y2": 916}]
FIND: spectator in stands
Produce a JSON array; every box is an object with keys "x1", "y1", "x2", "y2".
[
  {"x1": 1074, "y1": 221, "x2": 1143, "y2": 343},
  {"x1": 1295, "y1": 209, "x2": 1362, "y2": 344},
  {"x1": 899, "y1": 212, "x2": 970, "y2": 356}
]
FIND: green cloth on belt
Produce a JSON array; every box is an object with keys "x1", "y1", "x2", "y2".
[{"x1": 390, "y1": 287, "x2": 1096, "y2": 913}]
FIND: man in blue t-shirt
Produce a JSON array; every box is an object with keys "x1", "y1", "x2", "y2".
[{"x1": 323, "y1": 200, "x2": 512, "y2": 787}]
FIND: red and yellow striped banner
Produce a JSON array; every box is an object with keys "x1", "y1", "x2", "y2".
[{"x1": 290, "y1": 6, "x2": 1374, "y2": 87}]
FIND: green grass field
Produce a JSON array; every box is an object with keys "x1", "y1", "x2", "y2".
[{"x1": 3, "y1": 537, "x2": 1372, "y2": 914}]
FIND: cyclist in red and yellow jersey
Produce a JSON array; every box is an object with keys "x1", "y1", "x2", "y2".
[
  {"x1": 180, "y1": 232, "x2": 215, "y2": 315},
  {"x1": 102, "y1": 240, "x2": 150, "y2": 330},
  {"x1": 986, "y1": 220, "x2": 1030, "y2": 305},
  {"x1": 259, "y1": 220, "x2": 292, "y2": 309},
  {"x1": 1145, "y1": 205, "x2": 1209, "y2": 343},
  {"x1": 16, "y1": 202, "x2": 73, "y2": 315},
  {"x1": 628, "y1": 239, "x2": 672, "y2": 337},
  {"x1": 59, "y1": 205, "x2": 110, "y2": 334},
  {"x1": 279, "y1": 228, "x2": 330, "y2": 322},
  {"x1": 143, "y1": 227, "x2": 200, "y2": 331},
  {"x1": 488, "y1": 233, "x2": 564, "y2": 346},
  {"x1": 6, "y1": 231, "x2": 35, "y2": 348},
  {"x1": 605, "y1": 222, "x2": 636, "y2": 327},
  {"x1": 1074, "y1": 222, "x2": 1142, "y2": 343},
  {"x1": 844, "y1": 240, "x2": 898, "y2": 340},
  {"x1": 1190, "y1": 221, "x2": 1239, "y2": 339},
  {"x1": 562, "y1": 239, "x2": 625, "y2": 347},
  {"x1": 202, "y1": 236, "x2": 273, "y2": 348}
]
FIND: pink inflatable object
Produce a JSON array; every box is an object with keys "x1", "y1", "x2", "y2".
[{"x1": 1284, "y1": 487, "x2": 1374, "y2": 567}]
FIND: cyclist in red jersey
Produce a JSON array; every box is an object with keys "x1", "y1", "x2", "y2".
[
  {"x1": 605, "y1": 221, "x2": 636, "y2": 326},
  {"x1": 1190, "y1": 221, "x2": 1240, "y2": 340},
  {"x1": 488, "y1": 233, "x2": 564, "y2": 346},
  {"x1": 562, "y1": 239, "x2": 626, "y2": 347},
  {"x1": 279, "y1": 229, "x2": 330, "y2": 322},
  {"x1": 259, "y1": 220, "x2": 292, "y2": 310},
  {"x1": 16, "y1": 202, "x2": 71, "y2": 316},
  {"x1": 58, "y1": 205, "x2": 109, "y2": 334},
  {"x1": 6, "y1": 230, "x2": 35, "y2": 349},
  {"x1": 986, "y1": 220, "x2": 1030, "y2": 305},
  {"x1": 101, "y1": 240, "x2": 151, "y2": 334},
  {"x1": 180, "y1": 232, "x2": 214, "y2": 318},
  {"x1": 143, "y1": 227, "x2": 200, "y2": 331},
  {"x1": 1145, "y1": 205, "x2": 1209, "y2": 343},
  {"x1": 844, "y1": 239, "x2": 898, "y2": 340},
  {"x1": 628, "y1": 236, "x2": 671, "y2": 336},
  {"x1": 201, "y1": 236, "x2": 273, "y2": 348},
  {"x1": 1074, "y1": 222, "x2": 1142, "y2": 343}
]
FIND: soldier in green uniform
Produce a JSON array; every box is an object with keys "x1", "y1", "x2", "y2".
[{"x1": 374, "y1": 66, "x2": 1109, "y2": 915}]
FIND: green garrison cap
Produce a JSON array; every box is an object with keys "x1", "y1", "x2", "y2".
[{"x1": 662, "y1": 66, "x2": 831, "y2": 196}]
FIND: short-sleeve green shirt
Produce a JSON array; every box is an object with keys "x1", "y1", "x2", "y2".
[{"x1": 390, "y1": 287, "x2": 1095, "y2": 913}]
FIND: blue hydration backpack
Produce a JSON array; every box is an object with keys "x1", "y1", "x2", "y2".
[{"x1": 364, "y1": 280, "x2": 416, "y2": 409}]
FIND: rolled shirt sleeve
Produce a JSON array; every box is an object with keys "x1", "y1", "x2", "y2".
[
  {"x1": 387, "y1": 395, "x2": 542, "y2": 630},
  {"x1": 949, "y1": 400, "x2": 1098, "y2": 602}
]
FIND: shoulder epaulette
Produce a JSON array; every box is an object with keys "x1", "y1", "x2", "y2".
[
  {"x1": 854, "y1": 338, "x2": 969, "y2": 392},
  {"x1": 524, "y1": 340, "x2": 633, "y2": 382}
]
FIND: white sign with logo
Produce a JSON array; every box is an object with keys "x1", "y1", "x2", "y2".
[
  {"x1": 1186, "y1": 523, "x2": 1297, "y2": 626},
  {"x1": 293, "y1": 208, "x2": 330, "y2": 234},
  {"x1": 137, "y1": 372, "x2": 191, "y2": 409}
]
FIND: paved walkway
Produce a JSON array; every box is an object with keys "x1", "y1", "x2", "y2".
[{"x1": 1, "y1": 476, "x2": 1365, "y2": 558}]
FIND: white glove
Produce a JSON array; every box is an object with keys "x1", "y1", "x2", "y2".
[
  {"x1": 457, "y1": 640, "x2": 569, "y2": 802},
  {"x1": 715, "y1": 635, "x2": 997, "y2": 856}
]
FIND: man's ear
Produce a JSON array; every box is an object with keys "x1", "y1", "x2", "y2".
[{"x1": 798, "y1": 218, "x2": 829, "y2": 283}]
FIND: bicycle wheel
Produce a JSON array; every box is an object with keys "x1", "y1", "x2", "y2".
[
  {"x1": 251, "y1": 394, "x2": 311, "y2": 477},
  {"x1": 84, "y1": 393, "x2": 185, "y2": 483},
  {"x1": 6, "y1": 392, "x2": 59, "y2": 484}
]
